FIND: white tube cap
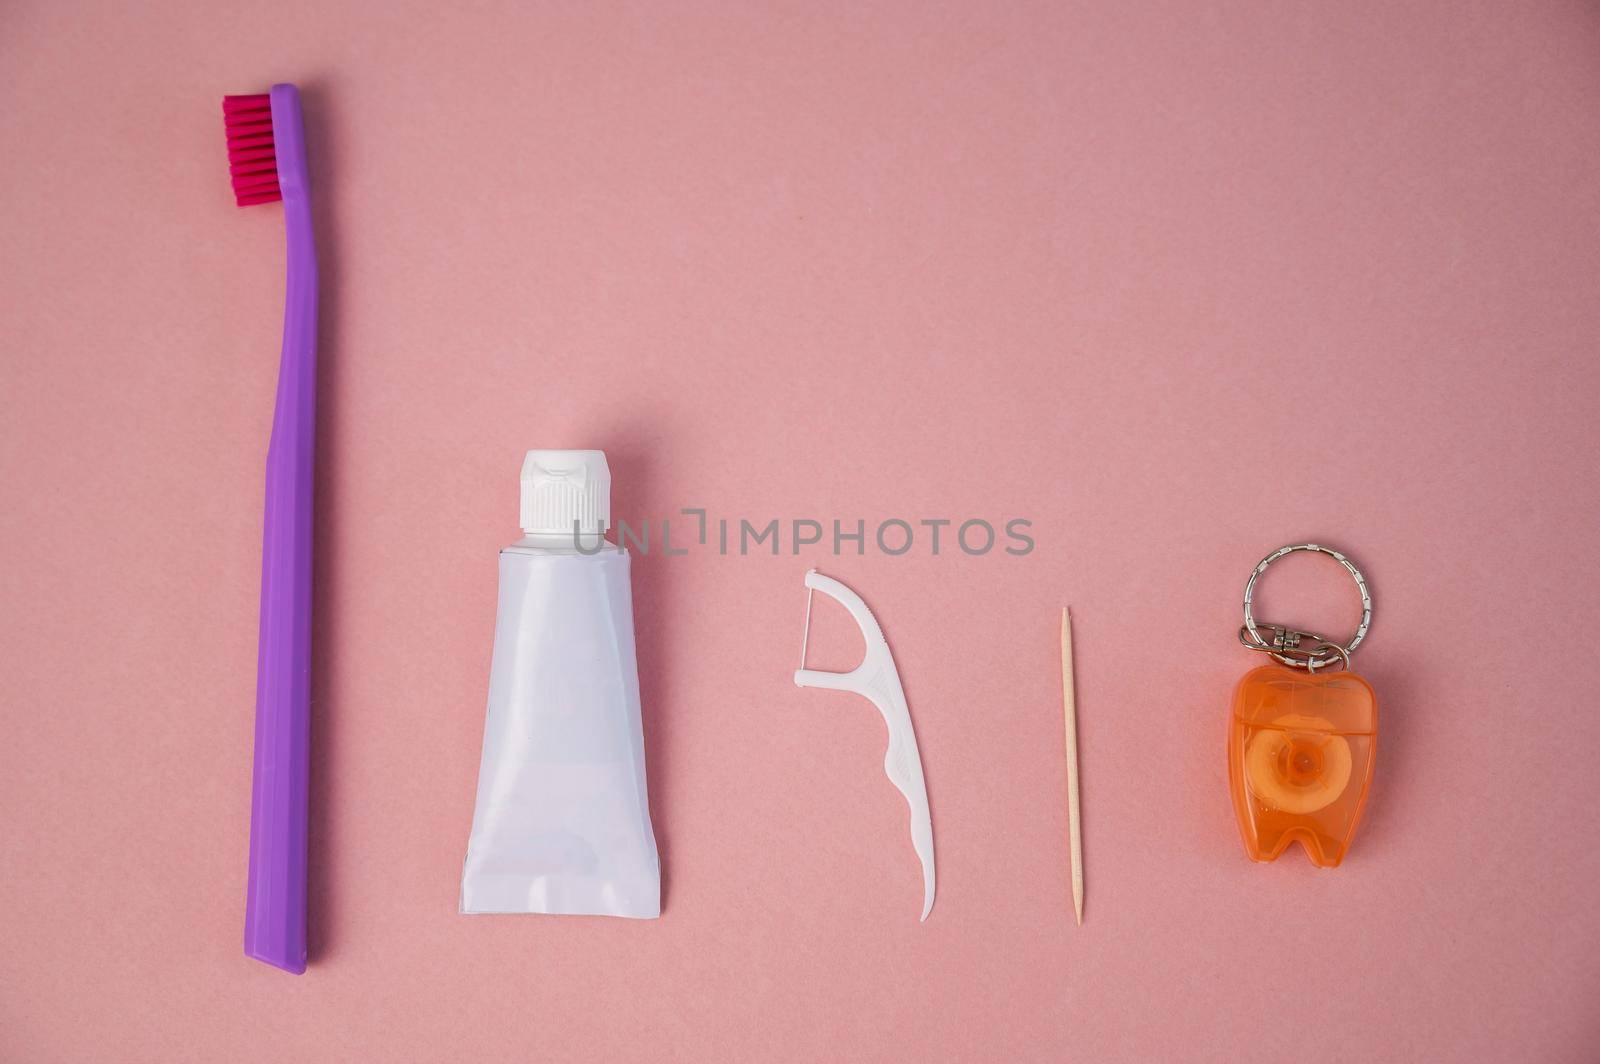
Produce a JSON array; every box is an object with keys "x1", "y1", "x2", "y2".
[{"x1": 519, "y1": 450, "x2": 610, "y2": 536}]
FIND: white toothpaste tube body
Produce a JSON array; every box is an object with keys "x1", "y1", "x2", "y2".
[{"x1": 460, "y1": 450, "x2": 660, "y2": 918}]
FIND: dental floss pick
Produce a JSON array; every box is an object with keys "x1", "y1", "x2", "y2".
[
  {"x1": 1061, "y1": 607, "x2": 1083, "y2": 925},
  {"x1": 794, "y1": 570, "x2": 936, "y2": 921}
]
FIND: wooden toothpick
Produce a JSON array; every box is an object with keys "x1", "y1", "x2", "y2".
[{"x1": 1061, "y1": 607, "x2": 1084, "y2": 925}]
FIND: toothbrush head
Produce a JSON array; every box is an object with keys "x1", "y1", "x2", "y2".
[{"x1": 222, "y1": 93, "x2": 281, "y2": 206}]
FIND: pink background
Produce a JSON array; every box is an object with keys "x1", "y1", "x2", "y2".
[{"x1": 4, "y1": 2, "x2": 1599, "y2": 1061}]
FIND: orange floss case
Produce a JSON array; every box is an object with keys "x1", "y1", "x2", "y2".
[
  {"x1": 1228, "y1": 665, "x2": 1376, "y2": 867},
  {"x1": 1230, "y1": 544, "x2": 1377, "y2": 868}
]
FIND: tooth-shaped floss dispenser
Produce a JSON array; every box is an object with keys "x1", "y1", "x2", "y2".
[{"x1": 1228, "y1": 544, "x2": 1378, "y2": 869}]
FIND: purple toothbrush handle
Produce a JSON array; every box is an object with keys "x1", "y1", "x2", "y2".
[{"x1": 245, "y1": 83, "x2": 317, "y2": 974}]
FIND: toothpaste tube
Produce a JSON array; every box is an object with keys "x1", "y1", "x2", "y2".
[{"x1": 460, "y1": 450, "x2": 660, "y2": 918}]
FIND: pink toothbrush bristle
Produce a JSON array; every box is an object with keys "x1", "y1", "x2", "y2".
[{"x1": 223, "y1": 93, "x2": 281, "y2": 207}]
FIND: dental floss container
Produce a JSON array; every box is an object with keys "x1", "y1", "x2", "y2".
[{"x1": 460, "y1": 450, "x2": 661, "y2": 917}]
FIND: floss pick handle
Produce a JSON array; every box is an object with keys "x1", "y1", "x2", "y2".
[{"x1": 794, "y1": 570, "x2": 936, "y2": 921}]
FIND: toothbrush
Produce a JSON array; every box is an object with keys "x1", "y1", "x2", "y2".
[{"x1": 224, "y1": 84, "x2": 318, "y2": 974}]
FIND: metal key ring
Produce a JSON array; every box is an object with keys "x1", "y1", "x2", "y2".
[{"x1": 1241, "y1": 543, "x2": 1371, "y2": 670}]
